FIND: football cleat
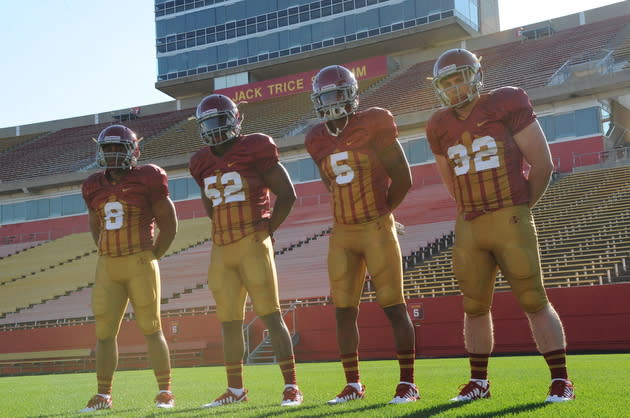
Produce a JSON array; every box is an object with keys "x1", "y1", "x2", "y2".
[
  {"x1": 203, "y1": 388, "x2": 248, "y2": 407},
  {"x1": 281, "y1": 386, "x2": 304, "y2": 406},
  {"x1": 546, "y1": 378, "x2": 575, "y2": 403},
  {"x1": 450, "y1": 380, "x2": 491, "y2": 402},
  {"x1": 79, "y1": 394, "x2": 112, "y2": 412},
  {"x1": 155, "y1": 390, "x2": 175, "y2": 408},
  {"x1": 327, "y1": 383, "x2": 366, "y2": 405},
  {"x1": 388, "y1": 382, "x2": 420, "y2": 404}
]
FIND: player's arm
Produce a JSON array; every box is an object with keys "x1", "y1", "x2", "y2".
[
  {"x1": 434, "y1": 154, "x2": 456, "y2": 200},
  {"x1": 87, "y1": 209, "x2": 101, "y2": 247},
  {"x1": 263, "y1": 162, "x2": 297, "y2": 235},
  {"x1": 513, "y1": 119, "x2": 554, "y2": 208},
  {"x1": 319, "y1": 170, "x2": 332, "y2": 192},
  {"x1": 199, "y1": 186, "x2": 214, "y2": 219},
  {"x1": 379, "y1": 140, "x2": 412, "y2": 211},
  {"x1": 152, "y1": 196, "x2": 178, "y2": 259}
]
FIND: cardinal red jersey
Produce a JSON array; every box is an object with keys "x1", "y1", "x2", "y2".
[
  {"x1": 189, "y1": 134, "x2": 278, "y2": 245},
  {"x1": 305, "y1": 107, "x2": 398, "y2": 225},
  {"x1": 426, "y1": 87, "x2": 536, "y2": 214},
  {"x1": 82, "y1": 164, "x2": 169, "y2": 257}
]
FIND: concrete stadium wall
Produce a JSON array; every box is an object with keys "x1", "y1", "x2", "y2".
[{"x1": 2, "y1": 284, "x2": 629, "y2": 364}]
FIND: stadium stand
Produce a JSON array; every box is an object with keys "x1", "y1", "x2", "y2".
[
  {"x1": 359, "y1": 60, "x2": 438, "y2": 115},
  {"x1": 0, "y1": 108, "x2": 192, "y2": 182},
  {"x1": 0, "y1": 287, "x2": 94, "y2": 326},
  {"x1": 137, "y1": 116, "x2": 197, "y2": 161},
  {"x1": 0, "y1": 216, "x2": 214, "y2": 316},
  {"x1": 359, "y1": 15, "x2": 630, "y2": 115},
  {"x1": 0, "y1": 253, "x2": 97, "y2": 317},
  {"x1": 161, "y1": 216, "x2": 212, "y2": 257},
  {"x1": 0, "y1": 232, "x2": 95, "y2": 285},
  {"x1": 0, "y1": 241, "x2": 47, "y2": 259},
  {"x1": 0, "y1": 132, "x2": 48, "y2": 153},
  {"x1": 137, "y1": 77, "x2": 386, "y2": 162},
  {"x1": 0, "y1": 348, "x2": 93, "y2": 375}
]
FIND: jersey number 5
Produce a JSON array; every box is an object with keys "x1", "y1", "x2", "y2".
[
  {"x1": 204, "y1": 172, "x2": 246, "y2": 206},
  {"x1": 448, "y1": 136, "x2": 500, "y2": 176},
  {"x1": 330, "y1": 151, "x2": 355, "y2": 184}
]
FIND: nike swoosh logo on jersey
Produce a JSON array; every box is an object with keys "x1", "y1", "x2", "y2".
[
  {"x1": 477, "y1": 120, "x2": 490, "y2": 127},
  {"x1": 227, "y1": 161, "x2": 236, "y2": 167},
  {"x1": 122, "y1": 187, "x2": 131, "y2": 192}
]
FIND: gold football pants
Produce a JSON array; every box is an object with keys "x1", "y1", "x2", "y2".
[
  {"x1": 328, "y1": 213, "x2": 405, "y2": 308},
  {"x1": 92, "y1": 250, "x2": 162, "y2": 339},
  {"x1": 208, "y1": 230, "x2": 281, "y2": 322},
  {"x1": 453, "y1": 204, "x2": 548, "y2": 316}
]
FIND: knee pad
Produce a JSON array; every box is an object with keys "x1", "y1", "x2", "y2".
[
  {"x1": 498, "y1": 247, "x2": 547, "y2": 313},
  {"x1": 463, "y1": 296, "x2": 491, "y2": 317},
  {"x1": 134, "y1": 305, "x2": 162, "y2": 335},
  {"x1": 95, "y1": 316, "x2": 120, "y2": 340},
  {"x1": 516, "y1": 289, "x2": 548, "y2": 313}
]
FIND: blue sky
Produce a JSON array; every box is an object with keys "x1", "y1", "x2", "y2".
[{"x1": 0, "y1": 0, "x2": 623, "y2": 129}]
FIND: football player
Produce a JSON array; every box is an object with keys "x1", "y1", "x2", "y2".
[
  {"x1": 426, "y1": 48, "x2": 575, "y2": 403},
  {"x1": 189, "y1": 94, "x2": 303, "y2": 407},
  {"x1": 305, "y1": 65, "x2": 419, "y2": 405},
  {"x1": 80, "y1": 124, "x2": 178, "y2": 412}
]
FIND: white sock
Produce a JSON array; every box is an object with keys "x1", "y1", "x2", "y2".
[
  {"x1": 348, "y1": 382, "x2": 363, "y2": 391},
  {"x1": 470, "y1": 379, "x2": 488, "y2": 388},
  {"x1": 228, "y1": 387, "x2": 244, "y2": 396},
  {"x1": 97, "y1": 393, "x2": 111, "y2": 400}
]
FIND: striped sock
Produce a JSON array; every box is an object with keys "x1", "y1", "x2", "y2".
[
  {"x1": 154, "y1": 368, "x2": 172, "y2": 392},
  {"x1": 543, "y1": 349, "x2": 568, "y2": 380},
  {"x1": 278, "y1": 355, "x2": 297, "y2": 386},
  {"x1": 341, "y1": 351, "x2": 360, "y2": 384},
  {"x1": 397, "y1": 349, "x2": 415, "y2": 384},
  {"x1": 97, "y1": 374, "x2": 113, "y2": 396},
  {"x1": 468, "y1": 352, "x2": 490, "y2": 380},
  {"x1": 226, "y1": 361, "x2": 244, "y2": 389}
]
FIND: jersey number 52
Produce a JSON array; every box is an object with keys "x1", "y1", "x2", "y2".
[{"x1": 204, "y1": 172, "x2": 246, "y2": 206}]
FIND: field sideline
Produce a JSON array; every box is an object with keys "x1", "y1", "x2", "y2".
[{"x1": 1, "y1": 353, "x2": 628, "y2": 417}]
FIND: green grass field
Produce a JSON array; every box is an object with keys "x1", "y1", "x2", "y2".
[{"x1": 1, "y1": 353, "x2": 628, "y2": 417}]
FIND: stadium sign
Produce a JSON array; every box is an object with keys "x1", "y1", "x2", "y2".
[{"x1": 215, "y1": 55, "x2": 388, "y2": 104}]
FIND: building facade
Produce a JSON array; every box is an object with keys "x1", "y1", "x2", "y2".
[{"x1": 155, "y1": 0, "x2": 491, "y2": 97}]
